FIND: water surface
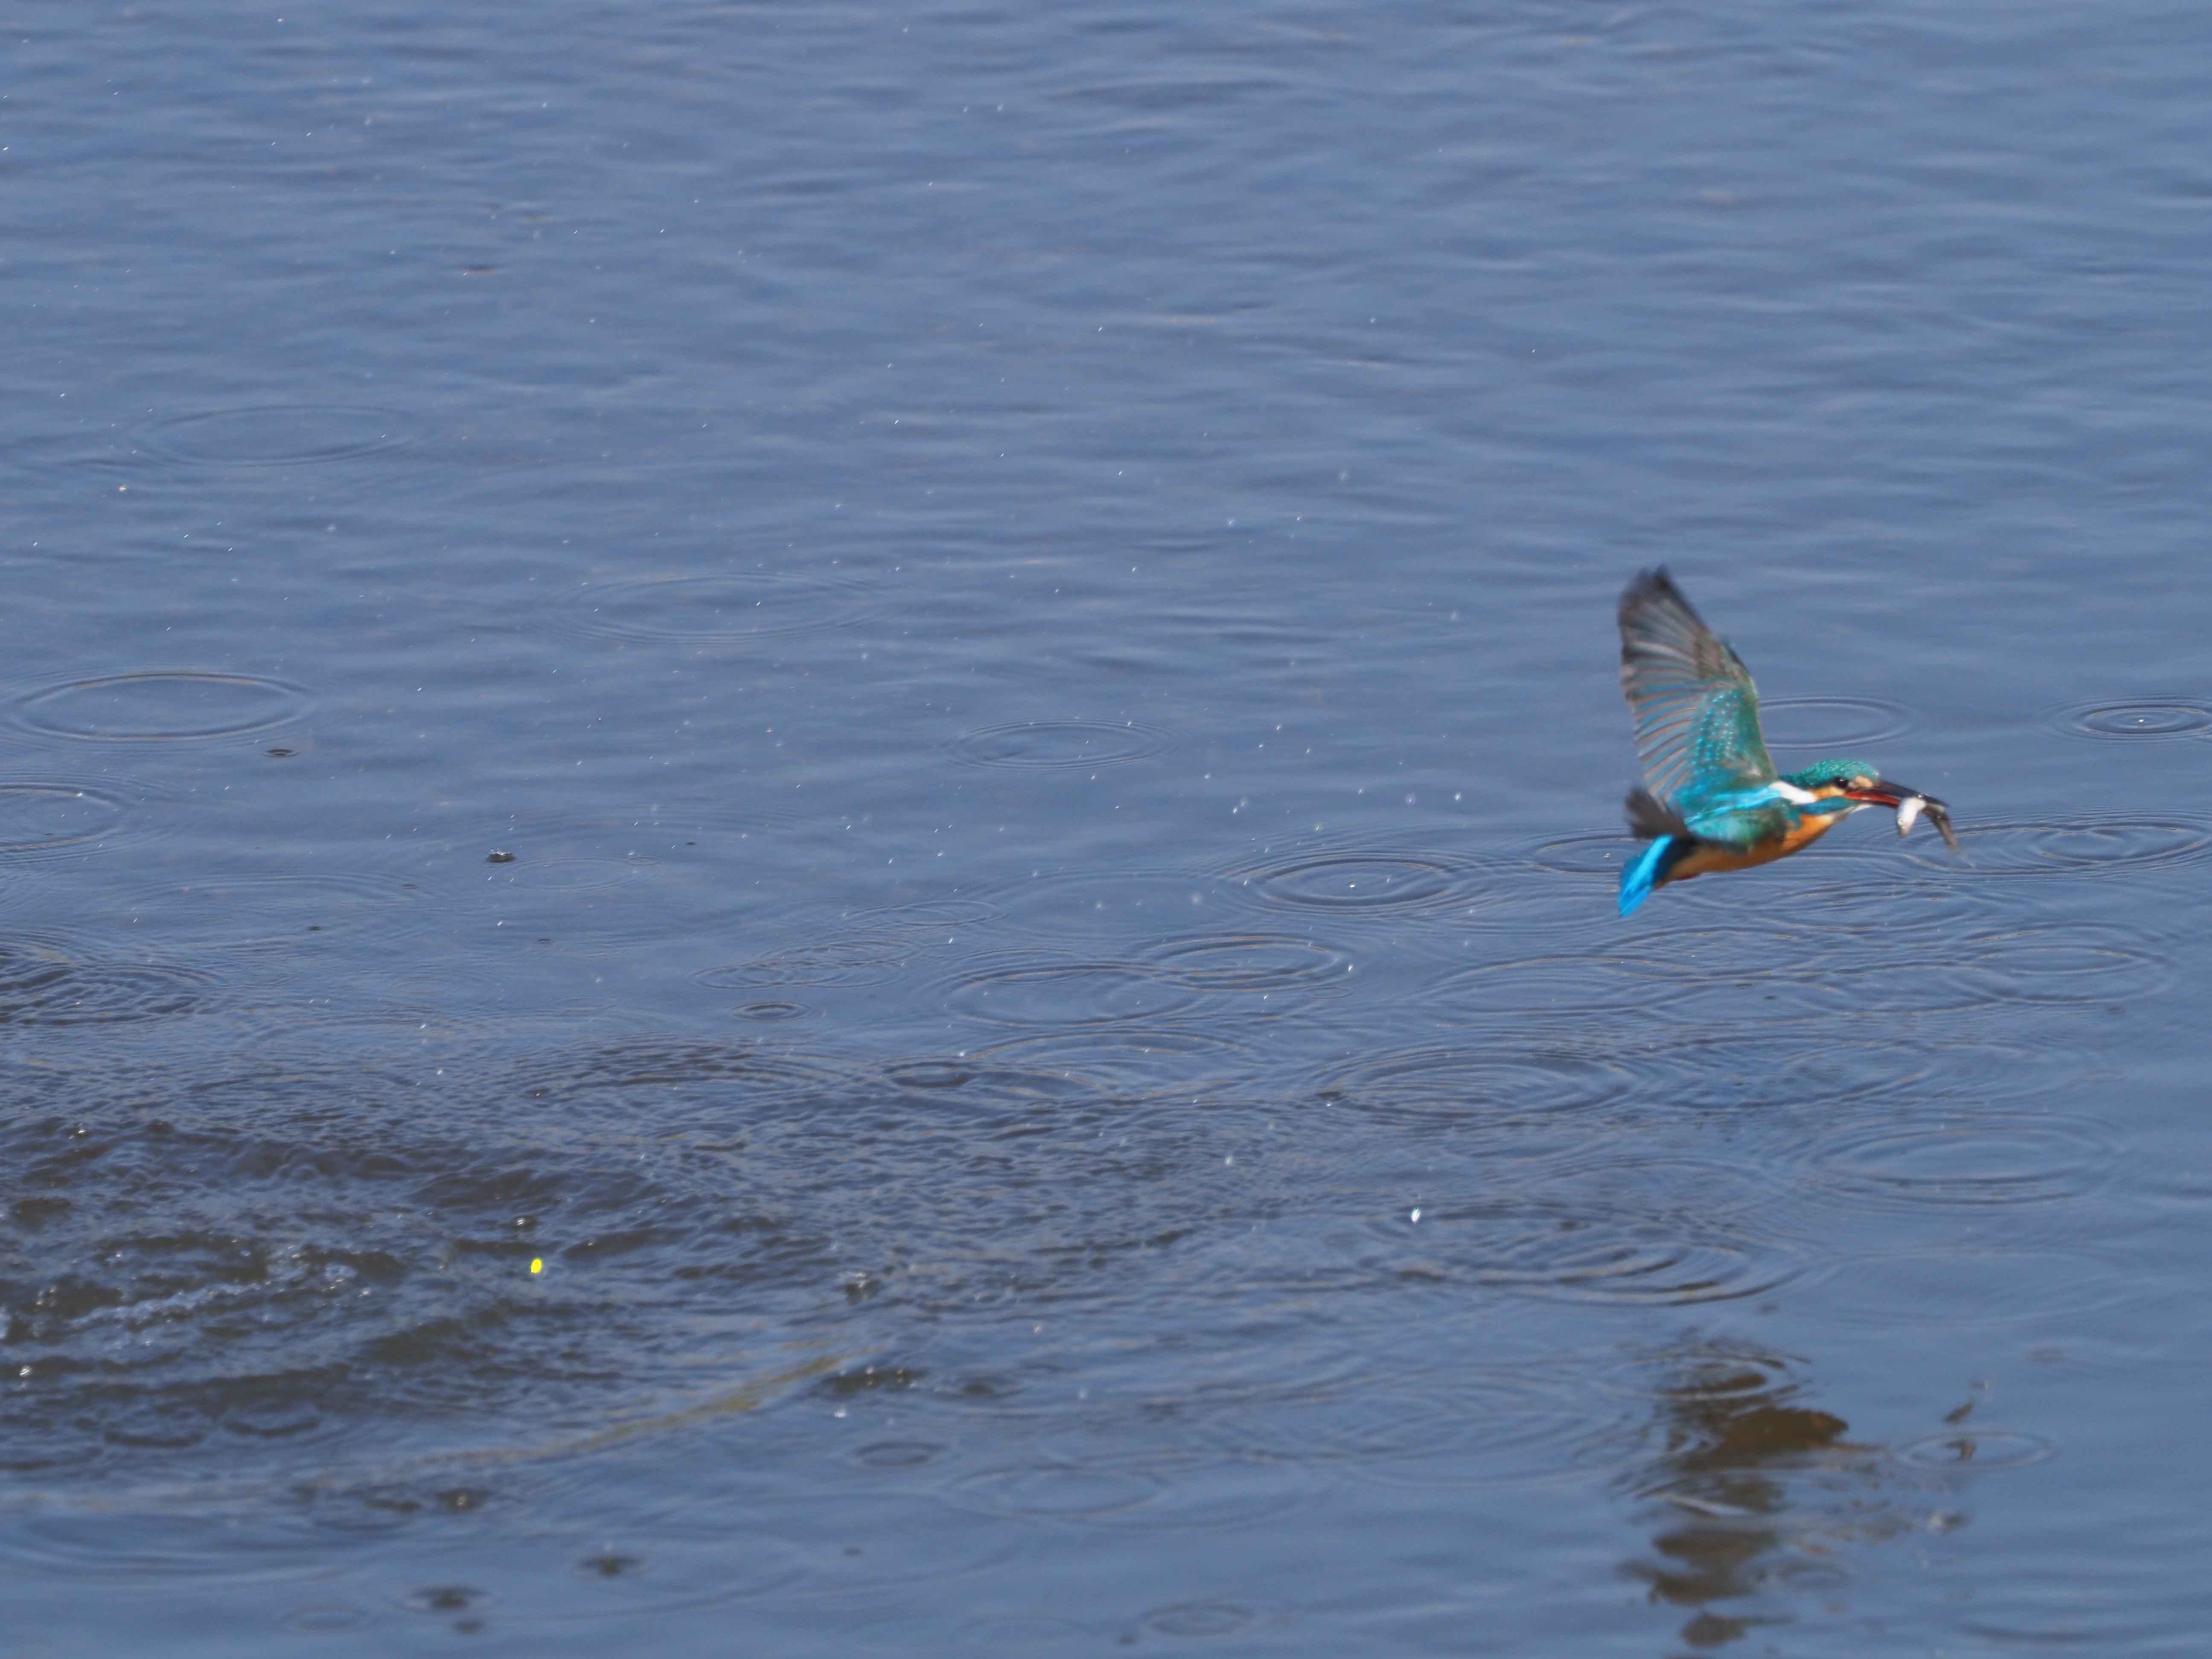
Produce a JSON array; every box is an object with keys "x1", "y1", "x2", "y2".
[{"x1": 7, "y1": 1, "x2": 2212, "y2": 1651}]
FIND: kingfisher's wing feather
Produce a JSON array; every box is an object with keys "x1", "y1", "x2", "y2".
[
  {"x1": 1682, "y1": 799, "x2": 1791, "y2": 850},
  {"x1": 1624, "y1": 785, "x2": 1783, "y2": 853},
  {"x1": 1618, "y1": 568, "x2": 1777, "y2": 803}
]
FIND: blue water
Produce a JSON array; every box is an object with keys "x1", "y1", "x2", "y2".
[{"x1": 7, "y1": 1, "x2": 2212, "y2": 1650}]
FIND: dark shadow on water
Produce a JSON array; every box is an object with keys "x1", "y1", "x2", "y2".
[{"x1": 1617, "y1": 1337, "x2": 1984, "y2": 1654}]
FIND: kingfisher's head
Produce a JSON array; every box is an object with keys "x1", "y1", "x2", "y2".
[
  {"x1": 1784, "y1": 757, "x2": 1960, "y2": 848},
  {"x1": 1783, "y1": 757, "x2": 1886, "y2": 802}
]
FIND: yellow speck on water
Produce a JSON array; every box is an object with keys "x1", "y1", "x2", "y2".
[{"x1": 530, "y1": 1258, "x2": 543, "y2": 1275}]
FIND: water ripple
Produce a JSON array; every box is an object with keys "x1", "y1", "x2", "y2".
[
  {"x1": 1647, "y1": 961, "x2": 2002, "y2": 1027},
  {"x1": 1525, "y1": 833, "x2": 1642, "y2": 879},
  {"x1": 949, "y1": 720, "x2": 1173, "y2": 769},
  {"x1": 0, "y1": 777, "x2": 133, "y2": 860},
  {"x1": 509, "y1": 1039, "x2": 855, "y2": 1109},
  {"x1": 112, "y1": 871, "x2": 418, "y2": 954},
  {"x1": 1472, "y1": 1227, "x2": 1796, "y2": 1306},
  {"x1": 943, "y1": 954, "x2": 1199, "y2": 1027},
  {"x1": 1895, "y1": 1429, "x2": 2057, "y2": 1469},
  {"x1": 1360, "y1": 1157, "x2": 1802, "y2": 1308},
  {"x1": 1766, "y1": 874, "x2": 2009, "y2": 943},
  {"x1": 1404, "y1": 1211, "x2": 1799, "y2": 1307},
  {"x1": 697, "y1": 896, "x2": 993, "y2": 990},
  {"x1": 142, "y1": 405, "x2": 420, "y2": 466},
  {"x1": 1144, "y1": 932, "x2": 1350, "y2": 991},
  {"x1": 1905, "y1": 816, "x2": 2212, "y2": 877},
  {"x1": 1612, "y1": 1033, "x2": 2053, "y2": 1117},
  {"x1": 2050, "y1": 698, "x2": 2212, "y2": 741},
  {"x1": 1758, "y1": 695, "x2": 1915, "y2": 748},
  {"x1": 732, "y1": 1000, "x2": 809, "y2": 1021},
  {"x1": 1808, "y1": 1109, "x2": 2121, "y2": 1212},
  {"x1": 968, "y1": 1027, "x2": 1260, "y2": 1096},
  {"x1": 1319, "y1": 1042, "x2": 1638, "y2": 1126},
  {"x1": 1966, "y1": 921, "x2": 2174, "y2": 1006},
  {"x1": 1444, "y1": 877, "x2": 1624, "y2": 936},
  {"x1": 6, "y1": 1509, "x2": 336, "y2": 1583},
  {"x1": 1620, "y1": 917, "x2": 2174, "y2": 1025},
  {"x1": 0, "y1": 933, "x2": 216, "y2": 1026},
  {"x1": 14, "y1": 673, "x2": 307, "y2": 743},
  {"x1": 1231, "y1": 1368, "x2": 1644, "y2": 1493},
  {"x1": 1220, "y1": 846, "x2": 1483, "y2": 918},
  {"x1": 1815, "y1": 1248, "x2": 2144, "y2": 1332},
  {"x1": 876, "y1": 1057, "x2": 1107, "y2": 1115},
  {"x1": 1427, "y1": 953, "x2": 1700, "y2": 1019}
]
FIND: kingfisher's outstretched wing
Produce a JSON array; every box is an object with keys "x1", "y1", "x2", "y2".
[{"x1": 1618, "y1": 568, "x2": 1777, "y2": 806}]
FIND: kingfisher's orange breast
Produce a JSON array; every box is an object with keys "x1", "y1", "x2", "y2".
[{"x1": 1664, "y1": 811, "x2": 1839, "y2": 885}]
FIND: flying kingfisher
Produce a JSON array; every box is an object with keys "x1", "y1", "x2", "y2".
[{"x1": 1615, "y1": 568, "x2": 1957, "y2": 917}]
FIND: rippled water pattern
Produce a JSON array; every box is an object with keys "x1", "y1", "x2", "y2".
[{"x1": 8, "y1": 1, "x2": 2212, "y2": 1653}]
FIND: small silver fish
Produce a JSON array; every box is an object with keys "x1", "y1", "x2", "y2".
[{"x1": 1894, "y1": 792, "x2": 1961, "y2": 851}]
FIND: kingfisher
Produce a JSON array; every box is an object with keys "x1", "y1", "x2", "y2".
[{"x1": 1615, "y1": 568, "x2": 1957, "y2": 917}]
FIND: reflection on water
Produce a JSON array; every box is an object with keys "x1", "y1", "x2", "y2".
[
  {"x1": 0, "y1": 797, "x2": 2173, "y2": 1647},
  {"x1": 1621, "y1": 1339, "x2": 1977, "y2": 1653}
]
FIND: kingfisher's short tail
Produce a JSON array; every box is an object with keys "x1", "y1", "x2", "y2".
[{"x1": 1619, "y1": 788, "x2": 1694, "y2": 917}]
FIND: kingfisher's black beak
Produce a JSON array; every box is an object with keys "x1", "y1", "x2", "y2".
[{"x1": 1843, "y1": 778, "x2": 1961, "y2": 850}]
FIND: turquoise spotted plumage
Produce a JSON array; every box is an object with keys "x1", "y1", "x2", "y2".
[{"x1": 1613, "y1": 569, "x2": 1957, "y2": 917}]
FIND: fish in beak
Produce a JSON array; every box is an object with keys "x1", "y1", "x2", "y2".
[{"x1": 1842, "y1": 778, "x2": 1961, "y2": 851}]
